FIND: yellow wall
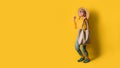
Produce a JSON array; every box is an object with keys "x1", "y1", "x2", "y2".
[{"x1": 0, "y1": 0, "x2": 120, "y2": 68}]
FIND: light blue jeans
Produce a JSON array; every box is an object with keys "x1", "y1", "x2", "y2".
[{"x1": 75, "y1": 39, "x2": 88, "y2": 57}]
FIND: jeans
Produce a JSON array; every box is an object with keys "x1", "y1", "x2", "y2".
[{"x1": 75, "y1": 39, "x2": 88, "y2": 57}]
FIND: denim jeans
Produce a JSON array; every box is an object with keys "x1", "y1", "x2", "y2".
[{"x1": 75, "y1": 39, "x2": 88, "y2": 57}]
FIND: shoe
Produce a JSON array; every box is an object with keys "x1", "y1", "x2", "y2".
[
  {"x1": 77, "y1": 57, "x2": 85, "y2": 62},
  {"x1": 83, "y1": 58, "x2": 90, "y2": 63}
]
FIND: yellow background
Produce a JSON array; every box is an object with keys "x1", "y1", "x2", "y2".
[{"x1": 0, "y1": 0, "x2": 120, "y2": 68}]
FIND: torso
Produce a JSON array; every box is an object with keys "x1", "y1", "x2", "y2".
[{"x1": 76, "y1": 17, "x2": 87, "y2": 30}]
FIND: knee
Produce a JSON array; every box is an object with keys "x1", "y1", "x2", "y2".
[
  {"x1": 75, "y1": 46, "x2": 79, "y2": 51},
  {"x1": 82, "y1": 48, "x2": 87, "y2": 53},
  {"x1": 82, "y1": 45, "x2": 87, "y2": 52},
  {"x1": 75, "y1": 44, "x2": 80, "y2": 51}
]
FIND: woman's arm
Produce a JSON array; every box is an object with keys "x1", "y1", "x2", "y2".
[{"x1": 74, "y1": 16, "x2": 77, "y2": 29}]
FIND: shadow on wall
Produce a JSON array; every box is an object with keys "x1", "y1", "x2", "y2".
[{"x1": 87, "y1": 10, "x2": 101, "y2": 60}]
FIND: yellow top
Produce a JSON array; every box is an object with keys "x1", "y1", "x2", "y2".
[{"x1": 76, "y1": 17, "x2": 87, "y2": 30}]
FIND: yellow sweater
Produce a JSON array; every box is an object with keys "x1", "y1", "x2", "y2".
[{"x1": 76, "y1": 17, "x2": 87, "y2": 30}]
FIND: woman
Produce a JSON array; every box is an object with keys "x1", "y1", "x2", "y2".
[{"x1": 73, "y1": 8, "x2": 90, "y2": 63}]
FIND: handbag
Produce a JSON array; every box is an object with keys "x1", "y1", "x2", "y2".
[{"x1": 78, "y1": 18, "x2": 89, "y2": 44}]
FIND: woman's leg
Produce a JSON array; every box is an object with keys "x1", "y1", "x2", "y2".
[
  {"x1": 82, "y1": 44, "x2": 88, "y2": 57},
  {"x1": 75, "y1": 40, "x2": 83, "y2": 56},
  {"x1": 75, "y1": 40, "x2": 85, "y2": 62},
  {"x1": 82, "y1": 44, "x2": 90, "y2": 63}
]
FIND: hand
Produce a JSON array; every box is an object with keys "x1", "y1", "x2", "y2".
[{"x1": 74, "y1": 16, "x2": 76, "y2": 20}]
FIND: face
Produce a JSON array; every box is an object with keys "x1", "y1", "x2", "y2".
[{"x1": 78, "y1": 10, "x2": 84, "y2": 17}]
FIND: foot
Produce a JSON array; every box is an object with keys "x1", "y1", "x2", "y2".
[
  {"x1": 83, "y1": 58, "x2": 90, "y2": 63},
  {"x1": 77, "y1": 57, "x2": 85, "y2": 62}
]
